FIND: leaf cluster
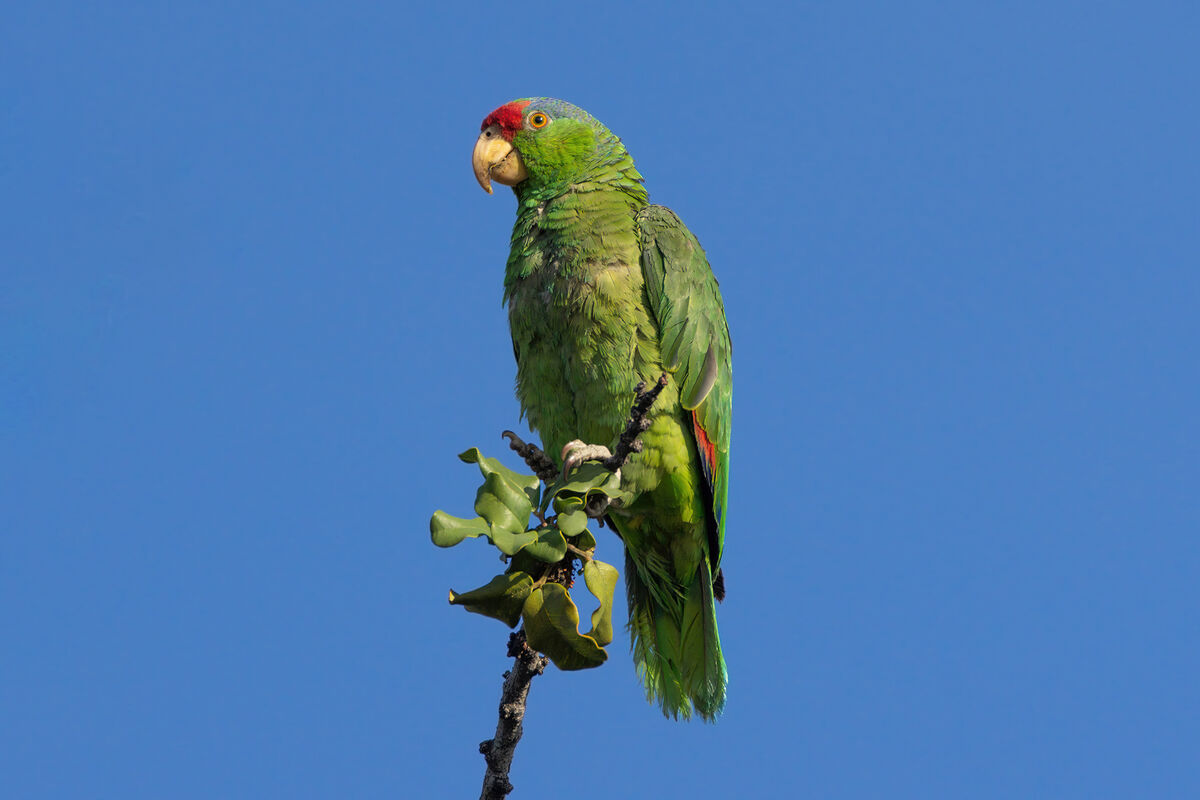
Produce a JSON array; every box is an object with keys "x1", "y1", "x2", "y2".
[{"x1": 431, "y1": 448, "x2": 628, "y2": 670}]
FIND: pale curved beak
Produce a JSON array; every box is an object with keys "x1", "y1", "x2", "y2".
[{"x1": 472, "y1": 123, "x2": 528, "y2": 194}]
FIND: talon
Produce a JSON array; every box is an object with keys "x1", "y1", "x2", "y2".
[{"x1": 560, "y1": 439, "x2": 614, "y2": 481}]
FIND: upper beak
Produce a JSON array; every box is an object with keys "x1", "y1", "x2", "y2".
[{"x1": 473, "y1": 123, "x2": 528, "y2": 194}]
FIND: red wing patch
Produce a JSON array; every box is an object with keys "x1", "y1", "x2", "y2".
[{"x1": 691, "y1": 412, "x2": 717, "y2": 488}]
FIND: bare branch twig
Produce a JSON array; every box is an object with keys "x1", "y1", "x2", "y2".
[
  {"x1": 479, "y1": 630, "x2": 549, "y2": 800},
  {"x1": 601, "y1": 373, "x2": 669, "y2": 472}
]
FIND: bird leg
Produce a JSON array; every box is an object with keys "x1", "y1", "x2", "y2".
[
  {"x1": 560, "y1": 440, "x2": 617, "y2": 483},
  {"x1": 560, "y1": 440, "x2": 620, "y2": 521},
  {"x1": 558, "y1": 375, "x2": 671, "y2": 520},
  {"x1": 501, "y1": 430, "x2": 558, "y2": 484}
]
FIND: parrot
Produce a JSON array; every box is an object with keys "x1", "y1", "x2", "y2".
[{"x1": 471, "y1": 97, "x2": 731, "y2": 720}]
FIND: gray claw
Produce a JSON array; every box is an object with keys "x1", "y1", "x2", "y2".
[{"x1": 560, "y1": 439, "x2": 615, "y2": 482}]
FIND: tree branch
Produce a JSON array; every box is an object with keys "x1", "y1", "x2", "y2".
[
  {"x1": 478, "y1": 630, "x2": 549, "y2": 800},
  {"x1": 586, "y1": 373, "x2": 670, "y2": 520},
  {"x1": 601, "y1": 373, "x2": 669, "y2": 472},
  {"x1": 476, "y1": 380, "x2": 669, "y2": 794}
]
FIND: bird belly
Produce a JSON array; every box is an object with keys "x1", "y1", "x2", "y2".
[{"x1": 509, "y1": 259, "x2": 653, "y2": 453}]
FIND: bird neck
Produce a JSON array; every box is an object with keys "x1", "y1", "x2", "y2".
[{"x1": 515, "y1": 126, "x2": 648, "y2": 206}]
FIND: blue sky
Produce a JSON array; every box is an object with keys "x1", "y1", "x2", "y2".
[{"x1": 3, "y1": 1, "x2": 1197, "y2": 797}]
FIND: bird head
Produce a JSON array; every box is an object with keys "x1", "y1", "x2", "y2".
[{"x1": 472, "y1": 97, "x2": 643, "y2": 200}]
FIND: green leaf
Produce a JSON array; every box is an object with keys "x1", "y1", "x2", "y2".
[
  {"x1": 522, "y1": 525, "x2": 568, "y2": 563},
  {"x1": 430, "y1": 511, "x2": 490, "y2": 548},
  {"x1": 601, "y1": 487, "x2": 635, "y2": 506},
  {"x1": 486, "y1": 526, "x2": 538, "y2": 557},
  {"x1": 474, "y1": 471, "x2": 533, "y2": 535},
  {"x1": 555, "y1": 508, "x2": 588, "y2": 537},
  {"x1": 506, "y1": 548, "x2": 543, "y2": 578},
  {"x1": 449, "y1": 572, "x2": 533, "y2": 628},
  {"x1": 549, "y1": 463, "x2": 633, "y2": 511},
  {"x1": 550, "y1": 493, "x2": 582, "y2": 518},
  {"x1": 522, "y1": 584, "x2": 607, "y2": 671},
  {"x1": 459, "y1": 447, "x2": 541, "y2": 508},
  {"x1": 583, "y1": 560, "x2": 619, "y2": 646},
  {"x1": 430, "y1": 504, "x2": 536, "y2": 556},
  {"x1": 554, "y1": 462, "x2": 621, "y2": 496},
  {"x1": 571, "y1": 530, "x2": 597, "y2": 553}
]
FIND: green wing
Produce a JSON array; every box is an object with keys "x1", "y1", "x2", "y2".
[{"x1": 637, "y1": 205, "x2": 732, "y2": 571}]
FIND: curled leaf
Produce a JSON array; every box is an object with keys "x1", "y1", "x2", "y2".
[
  {"x1": 474, "y1": 471, "x2": 533, "y2": 535},
  {"x1": 555, "y1": 508, "x2": 588, "y2": 538},
  {"x1": 554, "y1": 463, "x2": 621, "y2": 496},
  {"x1": 449, "y1": 572, "x2": 534, "y2": 628},
  {"x1": 459, "y1": 447, "x2": 540, "y2": 508},
  {"x1": 583, "y1": 559, "x2": 618, "y2": 646},
  {"x1": 549, "y1": 463, "x2": 632, "y2": 512},
  {"x1": 486, "y1": 526, "x2": 538, "y2": 557},
  {"x1": 430, "y1": 511, "x2": 490, "y2": 548},
  {"x1": 522, "y1": 525, "x2": 568, "y2": 563},
  {"x1": 522, "y1": 583, "x2": 607, "y2": 671}
]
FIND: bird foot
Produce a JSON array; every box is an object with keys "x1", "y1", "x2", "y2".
[{"x1": 560, "y1": 440, "x2": 619, "y2": 483}]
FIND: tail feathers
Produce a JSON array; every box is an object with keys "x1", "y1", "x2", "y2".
[
  {"x1": 626, "y1": 552, "x2": 727, "y2": 721},
  {"x1": 680, "y1": 563, "x2": 728, "y2": 719},
  {"x1": 630, "y1": 602, "x2": 688, "y2": 717}
]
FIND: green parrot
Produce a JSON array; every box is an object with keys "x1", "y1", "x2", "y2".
[{"x1": 471, "y1": 97, "x2": 731, "y2": 720}]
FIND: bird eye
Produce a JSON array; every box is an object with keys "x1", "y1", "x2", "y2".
[{"x1": 528, "y1": 112, "x2": 549, "y2": 129}]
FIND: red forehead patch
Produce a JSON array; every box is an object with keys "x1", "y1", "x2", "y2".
[{"x1": 481, "y1": 99, "x2": 531, "y2": 141}]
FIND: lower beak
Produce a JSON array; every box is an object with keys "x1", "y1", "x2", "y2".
[{"x1": 473, "y1": 123, "x2": 528, "y2": 194}]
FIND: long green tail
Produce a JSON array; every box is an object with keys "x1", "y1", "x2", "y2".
[{"x1": 625, "y1": 551, "x2": 727, "y2": 721}]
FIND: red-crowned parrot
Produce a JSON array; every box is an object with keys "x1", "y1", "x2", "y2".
[{"x1": 472, "y1": 98, "x2": 731, "y2": 720}]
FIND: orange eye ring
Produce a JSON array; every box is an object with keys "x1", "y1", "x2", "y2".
[{"x1": 528, "y1": 112, "x2": 549, "y2": 129}]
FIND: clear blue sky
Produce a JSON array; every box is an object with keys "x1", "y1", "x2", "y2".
[{"x1": 3, "y1": 2, "x2": 1197, "y2": 797}]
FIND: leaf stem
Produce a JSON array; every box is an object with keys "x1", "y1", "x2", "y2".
[{"x1": 564, "y1": 543, "x2": 593, "y2": 561}]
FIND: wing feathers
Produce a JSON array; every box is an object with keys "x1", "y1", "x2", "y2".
[
  {"x1": 681, "y1": 341, "x2": 719, "y2": 410},
  {"x1": 637, "y1": 204, "x2": 732, "y2": 571}
]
